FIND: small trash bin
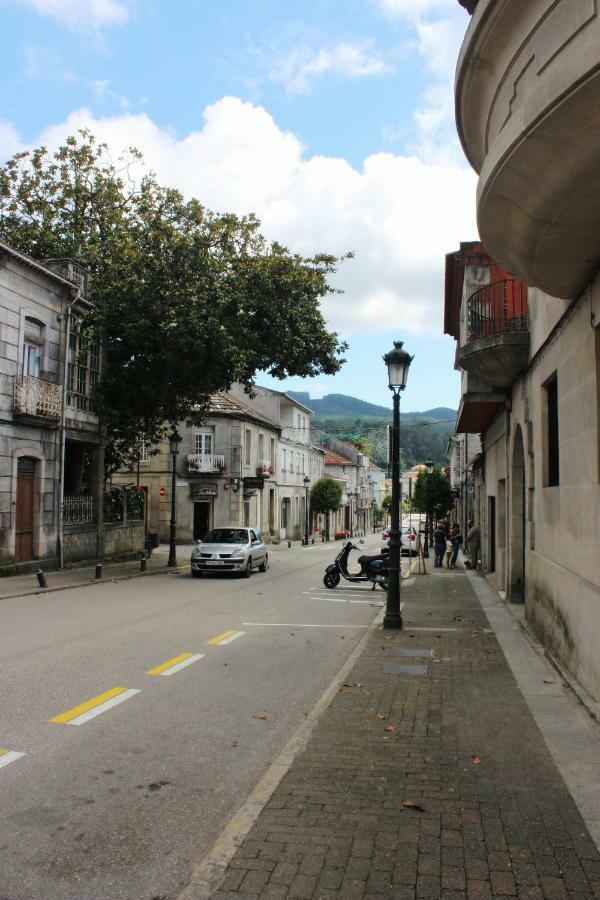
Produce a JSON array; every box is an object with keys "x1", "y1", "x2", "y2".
[{"x1": 148, "y1": 531, "x2": 160, "y2": 549}]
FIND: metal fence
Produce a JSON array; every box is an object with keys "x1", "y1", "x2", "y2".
[
  {"x1": 467, "y1": 279, "x2": 528, "y2": 341},
  {"x1": 63, "y1": 494, "x2": 97, "y2": 526}
]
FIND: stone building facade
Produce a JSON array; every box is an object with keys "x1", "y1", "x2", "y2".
[
  {"x1": 0, "y1": 242, "x2": 143, "y2": 573},
  {"x1": 113, "y1": 392, "x2": 281, "y2": 544},
  {"x1": 448, "y1": 0, "x2": 600, "y2": 701}
]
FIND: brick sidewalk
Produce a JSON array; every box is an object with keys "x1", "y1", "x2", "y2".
[{"x1": 211, "y1": 570, "x2": 600, "y2": 899}]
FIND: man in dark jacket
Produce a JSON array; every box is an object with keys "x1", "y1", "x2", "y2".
[{"x1": 433, "y1": 522, "x2": 447, "y2": 568}]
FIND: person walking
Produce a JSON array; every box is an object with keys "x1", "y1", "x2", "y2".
[
  {"x1": 450, "y1": 523, "x2": 463, "y2": 568},
  {"x1": 466, "y1": 520, "x2": 480, "y2": 569},
  {"x1": 433, "y1": 521, "x2": 447, "y2": 568}
]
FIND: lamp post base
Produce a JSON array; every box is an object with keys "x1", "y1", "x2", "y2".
[{"x1": 383, "y1": 612, "x2": 403, "y2": 629}]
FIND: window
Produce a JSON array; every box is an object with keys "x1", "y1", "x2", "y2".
[
  {"x1": 245, "y1": 429, "x2": 251, "y2": 466},
  {"x1": 195, "y1": 431, "x2": 213, "y2": 455},
  {"x1": 23, "y1": 317, "x2": 44, "y2": 377},
  {"x1": 270, "y1": 437, "x2": 275, "y2": 465},
  {"x1": 544, "y1": 375, "x2": 559, "y2": 486},
  {"x1": 290, "y1": 452, "x2": 294, "y2": 473},
  {"x1": 282, "y1": 448, "x2": 287, "y2": 471},
  {"x1": 258, "y1": 433, "x2": 264, "y2": 460},
  {"x1": 67, "y1": 323, "x2": 99, "y2": 412},
  {"x1": 138, "y1": 435, "x2": 150, "y2": 462}
]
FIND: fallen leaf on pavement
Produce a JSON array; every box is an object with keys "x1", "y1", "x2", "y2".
[
  {"x1": 543, "y1": 679, "x2": 560, "y2": 684},
  {"x1": 340, "y1": 635, "x2": 346, "y2": 640},
  {"x1": 424, "y1": 756, "x2": 433, "y2": 763},
  {"x1": 252, "y1": 714, "x2": 268, "y2": 720},
  {"x1": 471, "y1": 755, "x2": 481, "y2": 764},
  {"x1": 376, "y1": 714, "x2": 387, "y2": 720},
  {"x1": 342, "y1": 682, "x2": 362, "y2": 688},
  {"x1": 385, "y1": 725, "x2": 396, "y2": 732},
  {"x1": 403, "y1": 800, "x2": 425, "y2": 811},
  {"x1": 408, "y1": 632, "x2": 415, "y2": 638}
]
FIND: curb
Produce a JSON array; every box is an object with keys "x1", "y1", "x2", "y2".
[
  {"x1": 177, "y1": 608, "x2": 385, "y2": 900},
  {"x1": 0, "y1": 561, "x2": 190, "y2": 603}
]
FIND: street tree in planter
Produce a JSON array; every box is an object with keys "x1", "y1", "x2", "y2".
[
  {"x1": 412, "y1": 467, "x2": 453, "y2": 532},
  {"x1": 310, "y1": 478, "x2": 343, "y2": 542},
  {"x1": 0, "y1": 131, "x2": 348, "y2": 471}
]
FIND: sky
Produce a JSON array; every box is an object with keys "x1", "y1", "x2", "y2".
[{"x1": 0, "y1": 0, "x2": 478, "y2": 413}]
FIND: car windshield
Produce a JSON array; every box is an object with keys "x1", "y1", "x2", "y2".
[{"x1": 203, "y1": 529, "x2": 249, "y2": 544}]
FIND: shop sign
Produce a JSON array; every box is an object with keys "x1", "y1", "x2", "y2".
[{"x1": 191, "y1": 482, "x2": 218, "y2": 498}]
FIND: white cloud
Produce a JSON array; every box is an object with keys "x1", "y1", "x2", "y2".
[
  {"x1": 4, "y1": 97, "x2": 477, "y2": 336},
  {"x1": 0, "y1": 121, "x2": 23, "y2": 162},
  {"x1": 267, "y1": 39, "x2": 391, "y2": 95},
  {"x1": 17, "y1": 0, "x2": 129, "y2": 30},
  {"x1": 91, "y1": 79, "x2": 131, "y2": 109}
]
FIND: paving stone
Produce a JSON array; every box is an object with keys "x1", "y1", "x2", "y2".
[{"x1": 211, "y1": 572, "x2": 599, "y2": 899}]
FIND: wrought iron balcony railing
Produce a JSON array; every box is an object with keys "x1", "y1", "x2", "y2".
[
  {"x1": 187, "y1": 453, "x2": 226, "y2": 474},
  {"x1": 467, "y1": 279, "x2": 528, "y2": 342},
  {"x1": 14, "y1": 375, "x2": 62, "y2": 419}
]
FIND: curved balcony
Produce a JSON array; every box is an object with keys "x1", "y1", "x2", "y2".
[
  {"x1": 456, "y1": 0, "x2": 600, "y2": 298},
  {"x1": 457, "y1": 280, "x2": 529, "y2": 388}
]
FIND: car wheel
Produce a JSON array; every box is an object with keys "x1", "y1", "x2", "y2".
[
  {"x1": 242, "y1": 557, "x2": 252, "y2": 578},
  {"x1": 323, "y1": 570, "x2": 340, "y2": 589},
  {"x1": 191, "y1": 570, "x2": 203, "y2": 578},
  {"x1": 258, "y1": 554, "x2": 268, "y2": 573}
]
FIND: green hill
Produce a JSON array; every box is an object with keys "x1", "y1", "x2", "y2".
[{"x1": 286, "y1": 392, "x2": 456, "y2": 468}]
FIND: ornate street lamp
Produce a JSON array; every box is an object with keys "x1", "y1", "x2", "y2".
[
  {"x1": 167, "y1": 427, "x2": 182, "y2": 568},
  {"x1": 303, "y1": 476, "x2": 310, "y2": 546},
  {"x1": 423, "y1": 457, "x2": 434, "y2": 559},
  {"x1": 383, "y1": 341, "x2": 413, "y2": 629}
]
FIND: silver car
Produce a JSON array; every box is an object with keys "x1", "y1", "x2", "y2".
[{"x1": 191, "y1": 527, "x2": 268, "y2": 578}]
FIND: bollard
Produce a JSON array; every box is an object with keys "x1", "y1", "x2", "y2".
[
  {"x1": 95, "y1": 562, "x2": 102, "y2": 579},
  {"x1": 287, "y1": 540, "x2": 292, "y2": 549},
  {"x1": 36, "y1": 569, "x2": 47, "y2": 589},
  {"x1": 311, "y1": 538, "x2": 314, "y2": 545},
  {"x1": 140, "y1": 555, "x2": 147, "y2": 572}
]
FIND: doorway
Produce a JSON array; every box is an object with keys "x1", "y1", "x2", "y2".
[
  {"x1": 510, "y1": 426, "x2": 526, "y2": 602},
  {"x1": 193, "y1": 501, "x2": 211, "y2": 541},
  {"x1": 16, "y1": 457, "x2": 36, "y2": 561},
  {"x1": 488, "y1": 496, "x2": 496, "y2": 573}
]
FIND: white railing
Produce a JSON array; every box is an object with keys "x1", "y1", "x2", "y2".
[
  {"x1": 14, "y1": 375, "x2": 61, "y2": 419},
  {"x1": 187, "y1": 453, "x2": 226, "y2": 473}
]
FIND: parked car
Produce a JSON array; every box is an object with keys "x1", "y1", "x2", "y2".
[
  {"x1": 191, "y1": 527, "x2": 268, "y2": 577},
  {"x1": 382, "y1": 526, "x2": 417, "y2": 556}
]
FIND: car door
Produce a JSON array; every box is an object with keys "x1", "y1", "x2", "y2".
[{"x1": 250, "y1": 529, "x2": 265, "y2": 564}]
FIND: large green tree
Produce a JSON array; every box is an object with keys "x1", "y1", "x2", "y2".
[
  {"x1": 310, "y1": 477, "x2": 343, "y2": 542},
  {"x1": 0, "y1": 131, "x2": 348, "y2": 467},
  {"x1": 412, "y1": 467, "x2": 453, "y2": 520}
]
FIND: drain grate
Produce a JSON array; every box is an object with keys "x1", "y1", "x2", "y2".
[
  {"x1": 383, "y1": 662, "x2": 428, "y2": 676},
  {"x1": 392, "y1": 648, "x2": 431, "y2": 658}
]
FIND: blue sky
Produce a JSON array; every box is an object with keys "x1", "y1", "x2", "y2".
[{"x1": 0, "y1": 0, "x2": 477, "y2": 412}]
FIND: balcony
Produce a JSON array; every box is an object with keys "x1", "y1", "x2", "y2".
[
  {"x1": 456, "y1": 0, "x2": 600, "y2": 298},
  {"x1": 187, "y1": 453, "x2": 226, "y2": 474},
  {"x1": 14, "y1": 375, "x2": 61, "y2": 420},
  {"x1": 457, "y1": 280, "x2": 529, "y2": 389},
  {"x1": 256, "y1": 460, "x2": 274, "y2": 478}
]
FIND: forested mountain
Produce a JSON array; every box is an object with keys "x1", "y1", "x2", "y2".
[{"x1": 286, "y1": 391, "x2": 456, "y2": 468}]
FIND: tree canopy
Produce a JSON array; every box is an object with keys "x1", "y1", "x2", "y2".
[
  {"x1": 310, "y1": 477, "x2": 343, "y2": 515},
  {"x1": 0, "y1": 131, "x2": 348, "y2": 467},
  {"x1": 412, "y1": 467, "x2": 453, "y2": 519}
]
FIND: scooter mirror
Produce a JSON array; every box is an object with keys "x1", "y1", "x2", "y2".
[{"x1": 359, "y1": 539, "x2": 365, "y2": 544}]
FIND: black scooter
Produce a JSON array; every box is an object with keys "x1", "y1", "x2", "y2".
[{"x1": 323, "y1": 541, "x2": 389, "y2": 590}]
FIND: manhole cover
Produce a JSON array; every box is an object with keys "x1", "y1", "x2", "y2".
[
  {"x1": 392, "y1": 648, "x2": 431, "y2": 658},
  {"x1": 383, "y1": 663, "x2": 428, "y2": 676}
]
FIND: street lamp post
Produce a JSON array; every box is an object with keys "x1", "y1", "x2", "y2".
[
  {"x1": 303, "y1": 476, "x2": 310, "y2": 545},
  {"x1": 167, "y1": 427, "x2": 182, "y2": 568},
  {"x1": 383, "y1": 341, "x2": 413, "y2": 630},
  {"x1": 423, "y1": 457, "x2": 434, "y2": 559}
]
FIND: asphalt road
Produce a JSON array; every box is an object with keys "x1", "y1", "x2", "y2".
[{"x1": 0, "y1": 536, "x2": 401, "y2": 900}]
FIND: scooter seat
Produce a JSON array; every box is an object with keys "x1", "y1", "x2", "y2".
[{"x1": 358, "y1": 554, "x2": 386, "y2": 565}]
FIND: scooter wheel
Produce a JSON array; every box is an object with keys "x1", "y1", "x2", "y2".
[{"x1": 323, "y1": 571, "x2": 341, "y2": 589}]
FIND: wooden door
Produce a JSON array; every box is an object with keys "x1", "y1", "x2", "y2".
[{"x1": 16, "y1": 457, "x2": 36, "y2": 561}]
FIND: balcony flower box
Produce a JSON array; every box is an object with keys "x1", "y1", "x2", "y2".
[{"x1": 256, "y1": 461, "x2": 274, "y2": 477}]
